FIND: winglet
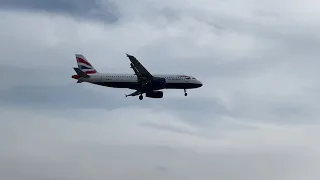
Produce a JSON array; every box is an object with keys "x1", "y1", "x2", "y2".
[{"x1": 126, "y1": 53, "x2": 134, "y2": 59}]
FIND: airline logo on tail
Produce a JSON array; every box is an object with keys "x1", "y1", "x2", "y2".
[{"x1": 76, "y1": 54, "x2": 97, "y2": 74}]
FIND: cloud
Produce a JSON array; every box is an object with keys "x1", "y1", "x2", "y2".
[
  {"x1": 1, "y1": 107, "x2": 320, "y2": 180},
  {"x1": 0, "y1": 0, "x2": 119, "y2": 23},
  {"x1": 1, "y1": 0, "x2": 320, "y2": 179}
]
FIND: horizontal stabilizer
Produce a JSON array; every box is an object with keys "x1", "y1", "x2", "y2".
[{"x1": 73, "y1": 67, "x2": 90, "y2": 78}]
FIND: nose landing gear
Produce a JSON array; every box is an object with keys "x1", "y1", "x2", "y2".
[{"x1": 184, "y1": 89, "x2": 187, "y2": 96}]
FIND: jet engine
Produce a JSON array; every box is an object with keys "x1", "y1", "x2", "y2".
[{"x1": 145, "y1": 91, "x2": 164, "y2": 98}]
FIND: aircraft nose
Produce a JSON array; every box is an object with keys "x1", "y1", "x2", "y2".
[{"x1": 198, "y1": 80, "x2": 203, "y2": 87}]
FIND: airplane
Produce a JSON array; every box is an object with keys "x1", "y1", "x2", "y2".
[{"x1": 71, "y1": 54, "x2": 203, "y2": 100}]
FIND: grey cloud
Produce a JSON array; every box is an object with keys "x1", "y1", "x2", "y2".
[
  {"x1": 0, "y1": 82, "x2": 227, "y2": 126},
  {"x1": 155, "y1": 165, "x2": 171, "y2": 172},
  {"x1": 0, "y1": 143, "x2": 315, "y2": 180},
  {"x1": 227, "y1": 91, "x2": 317, "y2": 124},
  {"x1": 0, "y1": 0, "x2": 119, "y2": 23},
  {"x1": 134, "y1": 6, "x2": 320, "y2": 77},
  {"x1": 1, "y1": 0, "x2": 320, "y2": 179},
  {"x1": 0, "y1": 65, "x2": 71, "y2": 89},
  {"x1": 0, "y1": 84, "x2": 121, "y2": 110},
  {"x1": 0, "y1": 65, "x2": 314, "y2": 126},
  {"x1": 0, "y1": 82, "x2": 312, "y2": 127},
  {"x1": 0, "y1": 66, "x2": 228, "y2": 122},
  {"x1": 139, "y1": 121, "x2": 195, "y2": 135},
  {"x1": 1, "y1": 104, "x2": 319, "y2": 180}
]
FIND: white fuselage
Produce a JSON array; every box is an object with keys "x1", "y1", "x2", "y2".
[{"x1": 75, "y1": 73, "x2": 203, "y2": 90}]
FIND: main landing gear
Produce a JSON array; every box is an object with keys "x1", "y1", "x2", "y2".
[
  {"x1": 184, "y1": 89, "x2": 188, "y2": 96},
  {"x1": 139, "y1": 94, "x2": 143, "y2": 100}
]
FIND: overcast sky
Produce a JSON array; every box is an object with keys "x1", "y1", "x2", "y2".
[{"x1": 0, "y1": 0, "x2": 320, "y2": 179}]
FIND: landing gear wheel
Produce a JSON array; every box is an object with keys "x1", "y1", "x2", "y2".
[
  {"x1": 139, "y1": 95, "x2": 143, "y2": 100},
  {"x1": 184, "y1": 89, "x2": 187, "y2": 96}
]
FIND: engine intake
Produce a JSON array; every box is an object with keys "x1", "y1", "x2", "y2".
[{"x1": 145, "y1": 91, "x2": 163, "y2": 98}]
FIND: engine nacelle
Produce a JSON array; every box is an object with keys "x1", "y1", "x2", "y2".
[
  {"x1": 145, "y1": 91, "x2": 164, "y2": 98},
  {"x1": 149, "y1": 77, "x2": 166, "y2": 90}
]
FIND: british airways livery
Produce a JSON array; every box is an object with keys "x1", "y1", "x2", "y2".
[{"x1": 72, "y1": 54, "x2": 203, "y2": 100}]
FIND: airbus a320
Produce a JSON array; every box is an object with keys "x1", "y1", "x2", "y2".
[{"x1": 71, "y1": 54, "x2": 203, "y2": 100}]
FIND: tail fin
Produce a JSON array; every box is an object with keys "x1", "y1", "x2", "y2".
[{"x1": 75, "y1": 54, "x2": 98, "y2": 75}]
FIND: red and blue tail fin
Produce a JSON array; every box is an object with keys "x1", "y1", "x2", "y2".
[{"x1": 75, "y1": 54, "x2": 98, "y2": 75}]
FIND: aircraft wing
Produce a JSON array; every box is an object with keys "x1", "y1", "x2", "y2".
[
  {"x1": 126, "y1": 54, "x2": 154, "y2": 80},
  {"x1": 130, "y1": 62, "x2": 142, "y2": 78}
]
